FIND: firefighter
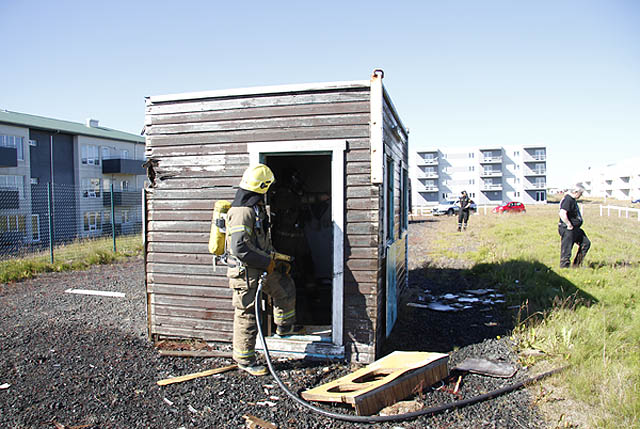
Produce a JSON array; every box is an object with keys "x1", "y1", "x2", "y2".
[
  {"x1": 457, "y1": 190, "x2": 473, "y2": 231},
  {"x1": 226, "y1": 164, "x2": 305, "y2": 376},
  {"x1": 269, "y1": 168, "x2": 327, "y2": 322}
]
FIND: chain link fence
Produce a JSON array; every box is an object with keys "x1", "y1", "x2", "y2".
[{"x1": 0, "y1": 182, "x2": 143, "y2": 260}]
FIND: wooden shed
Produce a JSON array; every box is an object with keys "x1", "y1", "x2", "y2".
[{"x1": 143, "y1": 70, "x2": 409, "y2": 363}]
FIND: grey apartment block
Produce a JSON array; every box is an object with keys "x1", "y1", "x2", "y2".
[
  {"x1": 411, "y1": 145, "x2": 547, "y2": 208},
  {"x1": 0, "y1": 109, "x2": 146, "y2": 248}
]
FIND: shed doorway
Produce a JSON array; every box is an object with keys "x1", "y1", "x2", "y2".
[{"x1": 249, "y1": 140, "x2": 345, "y2": 358}]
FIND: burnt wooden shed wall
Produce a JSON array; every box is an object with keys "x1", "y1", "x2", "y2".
[{"x1": 144, "y1": 80, "x2": 408, "y2": 363}]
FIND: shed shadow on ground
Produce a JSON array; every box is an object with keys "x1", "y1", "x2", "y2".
[{"x1": 382, "y1": 259, "x2": 598, "y2": 355}]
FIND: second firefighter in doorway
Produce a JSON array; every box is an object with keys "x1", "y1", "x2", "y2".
[
  {"x1": 457, "y1": 190, "x2": 473, "y2": 232},
  {"x1": 269, "y1": 168, "x2": 329, "y2": 323},
  {"x1": 226, "y1": 164, "x2": 305, "y2": 376}
]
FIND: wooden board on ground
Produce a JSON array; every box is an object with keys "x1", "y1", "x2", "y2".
[
  {"x1": 301, "y1": 351, "x2": 448, "y2": 416},
  {"x1": 157, "y1": 364, "x2": 237, "y2": 386}
]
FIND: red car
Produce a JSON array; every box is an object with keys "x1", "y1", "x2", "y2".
[{"x1": 493, "y1": 202, "x2": 526, "y2": 214}]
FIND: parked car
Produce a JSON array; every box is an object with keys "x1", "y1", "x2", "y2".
[
  {"x1": 632, "y1": 198, "x2": 640, "y2": 204},
  {"x1": 432, "y1": 200, "x2": 477, "y2": 216},
  {"x1": 492, "y1": 201, "x2": 526, "y2": 214}
]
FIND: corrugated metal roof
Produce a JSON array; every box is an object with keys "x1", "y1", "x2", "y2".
[{"x1": 0, "y1": 109, "x2": 144, "y2": 143}]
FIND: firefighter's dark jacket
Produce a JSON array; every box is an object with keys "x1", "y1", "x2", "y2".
[{"x1": 226, "y1": 189, "x2": 272, "y2": 272}]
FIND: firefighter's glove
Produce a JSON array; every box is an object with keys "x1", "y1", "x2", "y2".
[
  {"x1": 266, "y1": 258, "x2": 276, "y2": 275},
  {"x1": 275, "y1": 261, "x2": 291, "y2": 275}
]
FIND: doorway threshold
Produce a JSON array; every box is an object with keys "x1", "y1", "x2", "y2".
[{"x1": 256, "y1": 325, "x2": 345, "y2": 360}]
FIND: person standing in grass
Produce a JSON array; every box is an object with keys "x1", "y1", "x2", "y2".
[
  {"x1": 558, "y1": 187, "x2": 590, "y2": 268},
  {"x1": 457, "y1": 190, "x2": 473, "y2": 232}
]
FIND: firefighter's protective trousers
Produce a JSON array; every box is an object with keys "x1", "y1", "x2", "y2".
[{"x1": 226, "y1": 205, "x2": 297, "y2": 365}]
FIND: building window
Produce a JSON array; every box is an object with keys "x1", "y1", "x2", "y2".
[
  {"x1": 82, "y1": 178, "x2": 101, "y2": 198},
  {"x1": 81, "y1": 145, "x2": 100, "y2": 165},
  {"x1": 514, "y1": 151, "x2": 520, "y2": 156},
  {"x1": 83, "y1": 212, "x2": 101, "y2": 232},
  {"x1": 386, "y1": 157, "x2": 394, "y2": 242},
  {"x1": 31, "y1": 215, "x2": 40, "y2": 242},
  {"x1": 469, "y1": 152, "x2": 475, "y2": 158},
  {"x1": 0, "y1": 135, "x2": 24, "y2": 161},
  {"x1": 101, "y1": 146, "x2": 110, "y2": 161},
  {"x1": 121, "y1": 180, "x2": 129, "y2": 191},
  {"x1": 121, "y1": 149, "x2": 129, "y2": 159},
  {"x1": 0, "y1": 175, "x2": 25, "y2": 199},
  {"x1": 469, "y1": 179, "x2": 475, "y2": 184},
  {"x1": 401, "y1": 167, "x2": 408, "y2": 231},
  {"x1": 0, "y1": 214, "x2": 27, "y2": 236}
]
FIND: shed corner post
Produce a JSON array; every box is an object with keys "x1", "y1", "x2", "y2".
[{"x1": 370, "y1": 69, "x2": 384, "y2": 185}]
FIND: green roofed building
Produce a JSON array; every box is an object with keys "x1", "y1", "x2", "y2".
[{"x1": 0, "y1": 109, "x2": 146, "y2": 249}]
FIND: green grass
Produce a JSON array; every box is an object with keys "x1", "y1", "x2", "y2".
[
  {"x1": 426, "y1": 205, "x2": 640, "y2": 428},
  {"x1": 0, "y1": 234, "x2": 143, "y2": 283}
]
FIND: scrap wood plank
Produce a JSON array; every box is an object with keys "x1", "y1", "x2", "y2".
[
  {"x1": 301, "y1": 351, "x2": 448, "y2": 416},
  {"x1": 157, "y1": 364, "x2": 237, "y2": 386},
  {"x1": 158, "y1": 349, "x2": 233, "y2": 358},
  {"x1": 243, "y1": 414, "x2": 278, "y2": 429}
]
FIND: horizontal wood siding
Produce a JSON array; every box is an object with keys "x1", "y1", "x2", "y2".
[
  {"x1": 376, "y1": 95, "x2": 410, "y2": 356},
  {"x1": 146, "y1": 86, "x2": 382, "y2": 362}
]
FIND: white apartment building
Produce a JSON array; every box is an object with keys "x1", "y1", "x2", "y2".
[
  {"x1": 411, "y1": 145, "x2": 547, "y2": 208},
  {"x1": 575, "y1": 157, "x2": 640, "y2": 201}
]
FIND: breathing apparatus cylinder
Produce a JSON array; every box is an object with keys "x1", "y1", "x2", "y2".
[{"x1": 209, "y1": 200, "x2": 232, "y2": 255}]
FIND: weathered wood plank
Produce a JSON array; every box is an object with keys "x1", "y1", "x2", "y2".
[
  {"x1": 153, "y1": 165, "x2": 247, "y2": 179},
  {"x1": 152, "y1": 315, "x2": 233, "y2": 332},
  {"x1": 148, "y1": 242, "x2": 208, "y2": 253},
  {"x1": 148, "y1": 101, "x2": 371, "y2": 125},
  {"x1": 345, "y1": 235, "x2": 378, "y2": 248},
  {"x1": 148, "y1": 210, "x2": 211, "y2": 221},
  {"x1": 346, "y1": 210, "x2": 379, "y2": 223},
  {"x1": 153, "y1": 177, "x2": 241, "y2": 189},
  {"x1": 152, "y1": 305, "x2": 233, "y2": 321},
  {"x1": 346, "y1": 150, "x2": 371, "y2": 163},
  {"x1": 146, "y1": 188, "x2": 237, "y2": 201},
  {"x1": 344, "y1": 281, "x2": 377, "y2": 295},
  {"x1": 146, "y1": 126, "x2": 369, "y2": 147},
  {"x1": 147, "y1": 199, "x2": 222, "y2": 210},
  {"x1": 147, "y1": 232, "x2": 208, "y2": 243},
  {"x1": 150, "y1": 294, "x2": 232, "y2": 310},
  {"x1": 147, "y1": 252, "x2": 212, "y2": 265},
  {"x1": 146, "y1": 91, "x2": 370, "y2": 115},
  {"x1": 151, "y1": 325, "x2": 233, "y2": 343},
  {"x1": 146, "y1": 114, "x2": 370, "y2": 136},
  {"x1": 347, "y1": 198, "x2": 379, "y2": 210},
  {"x1": 345, "y1": 247, "x2": 378, "y2": 259},
  {"x1": 146, "y1": 143, "x2": 248, "y2": 158},
  {"x1": 346, "y1": 186, "x2": 377, "y2": 199},
  {"x1": 346, "y1": 259, "x2": 378, "y2": 271},
  {"x1": 148, "y1": 273, "x2": 227, "y2": 287},
  {"x1": 346, "y1": 161, "x2": 371, "y2": 175},
  {"x1": 346, "y1": 223, "x2": 377, "y2": 235},
  {"x1": 346, "y1": 174, "x2": 374, "y2": 187},
  {"x1": 147, "y1": 262, "x2": 217, "y2": 276},
  {"x1": 148, "y1": 221, "x2": 210, "y2": 233}
]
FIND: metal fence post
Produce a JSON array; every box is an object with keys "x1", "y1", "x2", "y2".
[
  {"x1": 47, "y1": 182, "x2": 54, "y2": 263},
  {"x1": 111, "y1": 183, "x2": 116, "y2": 253}
]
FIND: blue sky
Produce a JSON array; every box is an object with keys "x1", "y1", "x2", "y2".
[{"x1": 1, "y1": 0, "x2": 638, "y2": 187}]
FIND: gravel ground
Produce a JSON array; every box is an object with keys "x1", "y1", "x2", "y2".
[{"x1": 1, "y1": 220, "x2": 547, "y2": 428}]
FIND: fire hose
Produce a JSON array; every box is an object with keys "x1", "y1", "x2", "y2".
[{"x1": 254, "y1": 274, "x2": 566, "y2": 423}]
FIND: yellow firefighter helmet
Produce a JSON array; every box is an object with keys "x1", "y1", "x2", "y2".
[{"x1": 239, "y1": 164, "x2": 275, "y2": 194}]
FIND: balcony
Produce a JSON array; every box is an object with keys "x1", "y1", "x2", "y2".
[
  {"x1": 524, "y1": 168, "x2": 546, "y2": 176},
  {"x1": 0, "y1": 147, "x2": 18, "y2": 167},
  {"x1": 480, "y1": 169, "x2": 502, "y2": 177},
  {"x1": 418, "y1": 157, "x2": 438, "y2": 166},
  {"x1": 0, "y1": 189, "x2": 19, "y2": 209},
  {"x1": 480, "y1": 156, "x2": 502, "y2": 164},
  {"x1": 102, "y1": 191, "x2": 142, "y2": 207},
  {"x1": 102, "y1": 158, "x2": 145, "y2": 175},
  {"x1": 523, "y1": 153, "x2": 546, "y2": 162},
  {"x1": 481, "y1": 183, "x2": 503, "y2": 191},
  {"x1": 418, "y1": 171, "x2": 439, "y2": 179},
  {"x1": 525, "y1": 181, "x2": 547, "y2": 190}
]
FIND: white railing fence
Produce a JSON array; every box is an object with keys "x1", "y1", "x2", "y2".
[{"x1": 599, "y1": 205, "x2": 640, "y2": 221}]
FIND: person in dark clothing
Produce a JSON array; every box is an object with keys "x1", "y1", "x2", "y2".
[
  {"x1": 558, "y1": 187, "x2": 590, "y2": 268},
  {"x1": 457, "y1": 190, "x2": 473, "y2": 232}
]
